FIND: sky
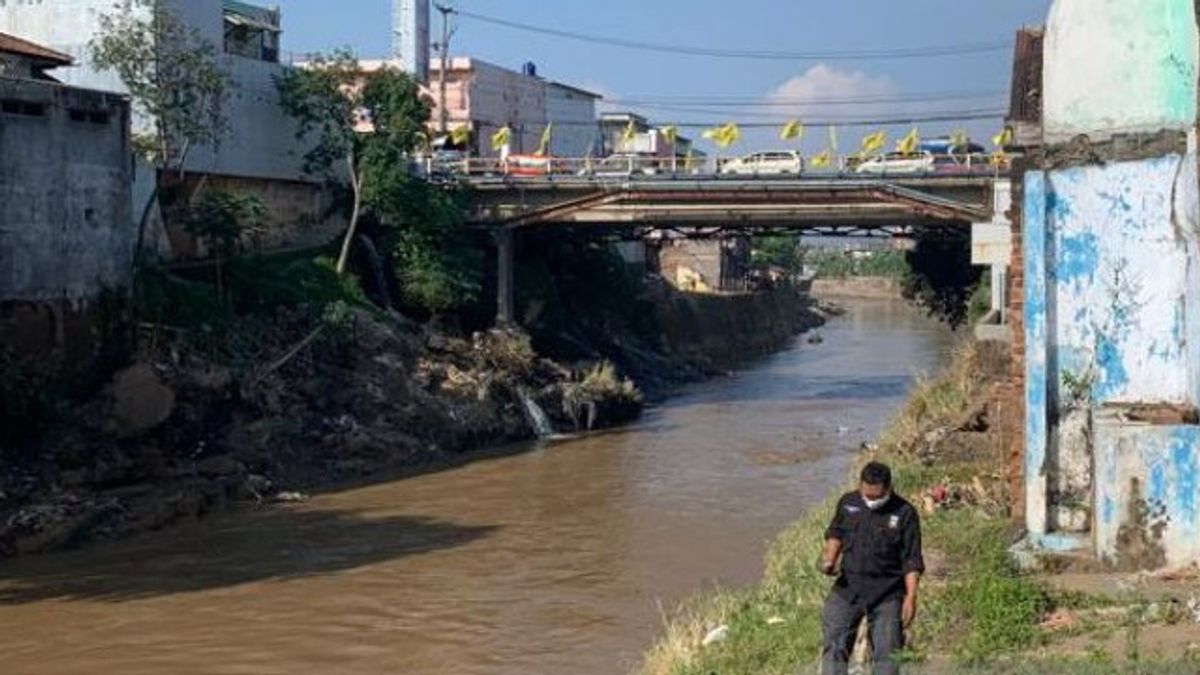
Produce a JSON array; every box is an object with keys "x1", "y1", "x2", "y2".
[{"x1": 271, "y1": 0, "x2": 1052, "y2": 154}]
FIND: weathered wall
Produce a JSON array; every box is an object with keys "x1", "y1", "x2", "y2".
[
  {"x1": 0, "y1": 77, "x2": 132, "y2": 303},
  {"x1": 0, "y1": 0, "x2": 314, "y2": 183},
  {"x1": 1094, "y1": 418, "x2": 1200, "y2": 569},
  {"x1": 1043, "y1": 0, "x2": 1198, "y2": 143},
  {"x1": 544, "y1": 83, "x2": 600, "y2": 157},
  {"x1": 1021, "y1": 0, "x2": 1200, "y2": 565}
]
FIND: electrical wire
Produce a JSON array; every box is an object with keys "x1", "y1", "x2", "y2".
[
  {"x1": 451, "y1": 9, "x2": 1013, "y2": 61},
  {"x1": 605, "y1": 90, "x2": 1009, "y2": 107}
]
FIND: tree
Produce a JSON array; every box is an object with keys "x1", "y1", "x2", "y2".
[
  {"x1": 182, "y1": 191, "x2": 266, "y2": 304},
  {"x1": 91, "y1": 0, "x2": 231, "y2": 262},
  {"x1": 274, "y1": 52, "x2": 430, "y2": 276}
]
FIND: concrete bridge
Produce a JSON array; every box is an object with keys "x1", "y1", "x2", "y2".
[
  {"x1": 459, "y1": 173, "x2": 1009, "y2": 325},
  {"x1": 466, "y1": 174, "x2": 998, "y2": 236}
]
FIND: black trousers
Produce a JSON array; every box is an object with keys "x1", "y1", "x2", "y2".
[{"x1": 821, "y1": 590, "x2": 905, "y2": 675}]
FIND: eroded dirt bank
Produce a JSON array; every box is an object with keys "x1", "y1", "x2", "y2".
[{"x1": 0, "y1": 285, "x2": 826, "y2": 558}]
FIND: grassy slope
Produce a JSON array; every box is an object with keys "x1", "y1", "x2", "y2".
[{"x1": 638, "y1": 341, "x2": 1199, "y2": 675}]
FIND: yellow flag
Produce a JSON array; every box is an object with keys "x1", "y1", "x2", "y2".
[
  {"x1": 536, "y1": 122, "x2": 554, "y2": 156},
  {"x1": 810, "y1": 149, "x2": 833, "y2": 169},
  {"x1": 780, "y1": 120, "x2": 804, "y2": 141},
  {"x1": 662, "y1": 125, "x2": 679, "y2": 145},
  {"x1": 703, "y1": 122, "x2": 740, "y2": 149},
  {"x1": 450, "y1": 124, "x2": 471, "y2": 146},
  {"x1": 989, "y1": 151, "x2": 1010, "y2": 167},
  {"x1": 859, "y1": 130, "x2": 887, "y2": 157},
  {"x1": 491, "y1": 126, "x2": 512, "y2": 152},
  {"x1": 950, "y1": 129, "x2": 970, "y2": 149},
  {"x1": 896, "y1": 128, "x2": 920, "y2": 155},
  {"x1": 622, "y1": 120, "x2": 638, "y2": 145},
  {"x1": 992, "y1": 126, "x2": 1014, "y2": 148}
]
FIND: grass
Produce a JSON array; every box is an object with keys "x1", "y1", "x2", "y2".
[{"x1": 638, "y1": 341, "x2": 1056, "y2": 675}]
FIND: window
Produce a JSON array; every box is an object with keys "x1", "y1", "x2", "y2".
[{"x1": 1, "y1": 99, "x2": 46, "y2": 117}]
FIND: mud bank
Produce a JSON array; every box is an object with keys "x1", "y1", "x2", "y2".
[{"x1": 0, "y1": 285, "x2": 824, "y2": 558}]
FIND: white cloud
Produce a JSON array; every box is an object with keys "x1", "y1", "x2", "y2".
[{"x1": 765, "y1": 64, "x2": 899, "y2": 117}]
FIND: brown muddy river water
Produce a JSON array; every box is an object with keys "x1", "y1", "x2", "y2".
[{"x1": 0, "y1": 299, "x2": 951, "y2": 675}]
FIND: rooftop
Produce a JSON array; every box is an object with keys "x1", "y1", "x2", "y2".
[{"x1": 0, "y1": 32, "x2": 73, "y2": 68}]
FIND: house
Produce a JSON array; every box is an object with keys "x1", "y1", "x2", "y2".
[
  {"x1": 0, "y1": 32, "x2": 133, "y2": 363},
  {"x1": 424, "y1": 57, "x2": 602, "y2": 157},
  {"x1": 656, "y1": 238, "x2": 752, "y2": 294},
  {"x1": 1, "y1": 0, "x2": 341, "y2": 259}
]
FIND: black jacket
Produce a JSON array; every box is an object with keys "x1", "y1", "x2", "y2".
[{"x1": 824, "y1": 491, "x2": 924, "y2": 607}]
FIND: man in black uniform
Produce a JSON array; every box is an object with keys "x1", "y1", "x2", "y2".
[{"x1": 820, "y1": 462, "x2": 923, "y2": 675}]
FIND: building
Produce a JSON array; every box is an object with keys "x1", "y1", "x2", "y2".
[
  {"x1": 0, "y1": 33, "x2": 133, "y2": 361},
  {"x1": 657, "y1": 238, "x2": 752, "y2": 293},
  {"x1": 1015, "y1": 0, "x2": 1200, "y2": 570},
  {"x1": 370, "y1": 56, "x2": 601, "y2": 157},
  {"x1": 599, "y1": 111, "x2": 707, "y2": 164},
  {"x1": 0, "y1": 0, "x2": 340, "y2": 259}
]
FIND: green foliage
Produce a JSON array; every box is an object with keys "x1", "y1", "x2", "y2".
[
  {"x1": 136, "y1": 253, "x2": 367, "y2": 333},
  {"x1": 367, "y1": 171, "x2": 481, "y2": 313},
  {"x1": 91, "y1": 0, "x2": 230, "y2": 169},
  {"x1": 182, "y1": 191, "x2": 266, "y2": 259},
  {"x1": 751, "y1": 236, "x2": 804, "y2": 272},
  {"x1": 902, "y1": 233, "x2": 983, "y2": 329},
  {"x1": 967, "y1": 278, "x2": 993, "y2": 326},
  {"x1": 806, "y1": 248, "x2": 910, "y2": 279},
  {"x1": 276, "y1": 51, "x2": 477, "y2": 313}
]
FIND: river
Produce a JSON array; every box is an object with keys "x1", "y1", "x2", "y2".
[{"x1": 0, "y1": 299, "x2": 951, "y2": 675}]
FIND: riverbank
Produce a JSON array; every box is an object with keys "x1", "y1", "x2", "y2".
[
  {"x1": 0, "y1": 283, "x2": 826, "y2": 558},
  {"x1": 639, "y1": 340, "x2": 1200, "y2": 674},
  {"x1": 810, "y1": 276, "x2": 904, "y2": 300}
]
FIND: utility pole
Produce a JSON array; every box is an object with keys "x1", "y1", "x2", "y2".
[{"x1": 433, "y1": 2, "x2": 453, "y2": 136}]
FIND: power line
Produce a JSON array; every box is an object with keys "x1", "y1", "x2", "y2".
[
  {"x1": 604, "y1": 90, "x2": 1009, "y2": 108},
  {"x1": 474, "y1": 110, "x2": 1008, "y2": 130},
  {"x1": 451, "y1": 9, "x2": 1013, "y2": 61}
]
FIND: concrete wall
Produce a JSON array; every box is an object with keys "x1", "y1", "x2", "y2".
[
  {"x1": 1094, "y1": 418, "x2": 1200, "y2": 569},
  {"x1": 1, "y1": 0, "x2": 312, "y2": 183},
  {"x1": 1043, "y1": 0, "x2": 1198, "y2": 142},
  {"x1": 1021, "y1": 0, "x2": 1200, "y2": 566},
  {"x1": 545, "y1": 83, "x2": 599, "y2": 157},
  {"x1": 0, "y1": 77, "x2": 133, "y2": 303}
]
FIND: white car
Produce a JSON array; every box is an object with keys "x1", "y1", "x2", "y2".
[
  {"x1": 579, "y1": 154, "x2": 660, "y2": 178},
  {"x1": 854, "y1": 152, "x2": 936, "y2": 176},
  {"x1": 719, "y1": 151, "x2": 804, "y2": 176}
]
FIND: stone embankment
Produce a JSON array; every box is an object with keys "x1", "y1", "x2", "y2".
[
  {"x1": 810, "y1": 276, "x2": 904, "y2": 300},
  {"x1": 0, "y1": 285, "x2": 825, "y2": 558}
]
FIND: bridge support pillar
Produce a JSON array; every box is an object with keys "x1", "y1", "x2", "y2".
[{"x1": 494, "y1": 229, "x2": 516, "y2": 326}]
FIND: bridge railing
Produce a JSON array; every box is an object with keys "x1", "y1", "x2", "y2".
[{"x1": 416, "y1": 153, "x2": 1011, "y2": 182}]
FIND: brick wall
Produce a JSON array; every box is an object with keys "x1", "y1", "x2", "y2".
[{"x1": 1006, "y1": 161, "x2": 1029, "y2": 523}]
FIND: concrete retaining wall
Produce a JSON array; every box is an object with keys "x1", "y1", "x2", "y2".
[{"x1": 810, "y1": 277, "x2": 903, "y2": 300}]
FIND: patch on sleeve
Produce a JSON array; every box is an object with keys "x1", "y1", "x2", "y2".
[{"x1": 844, "y1": 505, "x2": 861, "y2": 514}]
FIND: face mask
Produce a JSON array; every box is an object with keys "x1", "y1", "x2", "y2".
[{"x1": 864, "y1": 493, "x2": 891, "y2": 511}]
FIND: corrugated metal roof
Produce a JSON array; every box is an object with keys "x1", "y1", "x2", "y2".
[{"x1": 0, "y1": 32, "x2": 73, "y2": 66}]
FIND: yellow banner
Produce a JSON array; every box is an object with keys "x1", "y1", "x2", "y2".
[
  {"x1": 859, "y1": 130, "x2": 887, "y2": 157},
  {"x1": 536, "y1": 123, "x2": 554, "y2": 156},
  {"x1": 780, "y1": 120, "x2": 804, "y2": 141},
  {"x1": 703, "y1": 122, "x2": 741, "y2": 149},
  {"x1": 662, "y1": 125, "x2": 679, "y2": 145},
  {"x1": 896, "y1": 128, "x2": 919, "y2": 155},
  {"x1": 450, "y1": 124, "x2": 471, "y2": 146},
  {"x1": 810, "y1": 149, "x2": 834, "y2": 168},
  {"x1": 491, "y1": 126, "x2": 512, "y2": 151}
]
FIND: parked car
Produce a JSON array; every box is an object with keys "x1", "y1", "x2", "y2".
[
  {"x1": 577, "y1": 153, "x2": 660, "y2": 178},
  {"x1": 854, "y1": 151, "x2": 936, "y2": 176},
  {"x1": 719, "y1": 150, "x2": 804, "y2": 176}
]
